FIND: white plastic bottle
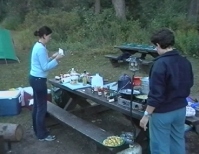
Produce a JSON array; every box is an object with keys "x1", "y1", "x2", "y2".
[
  {"x1": 91, "y1": 73, "x2": 103, "y2": 88},
  {"x1": 70, "y1": 68, "x2": 76, "y2": 76}
]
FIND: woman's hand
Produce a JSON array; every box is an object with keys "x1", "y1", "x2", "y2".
[
  {"x1": 51, "y1": 52, "x2": 59, "y2": 58},
  {"x1": 140, "y1": 116, "x2": 149, "y2": 131},
  {"x1": 55, "y1": 53, "x2": 64, "y2": 60}
]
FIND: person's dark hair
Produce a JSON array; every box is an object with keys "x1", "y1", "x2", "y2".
[
  {"x1": 34, "y1": 26, "x2": 52, "y2": 38},
  {"x1": 150, "y1": 28, "x2": 175, "y2": 49}
]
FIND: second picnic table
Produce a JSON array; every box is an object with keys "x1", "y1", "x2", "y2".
[{"x1": 105, "y1": 43, "x2": 159, "y2": 67}]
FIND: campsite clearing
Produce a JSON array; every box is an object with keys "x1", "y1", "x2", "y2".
[{"x1": 0, "y1": 35, "x2": 199, "y2": 153}]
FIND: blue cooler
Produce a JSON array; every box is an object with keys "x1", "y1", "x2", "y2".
[{"x1": 0, "y1": 91, "x2": 22, "y2": 116}]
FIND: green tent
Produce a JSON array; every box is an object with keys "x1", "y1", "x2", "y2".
[{"x1": 0, "y1": 28, "x2": 19, "y2": 64}]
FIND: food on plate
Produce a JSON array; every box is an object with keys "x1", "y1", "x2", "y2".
[
  {"x1": 136, "y1": 95, "x2": 148, "y2": 100},
  {"x1": 103, "y1": 136, "x2": 124, "y2": 147}
]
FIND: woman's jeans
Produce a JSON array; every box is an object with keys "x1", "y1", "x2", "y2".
[
  {"x1": 149, "y1": 107, "x2": 186, "y2": 154},
  {"x1": 29, "y1": 75, "x2": 49, "y2": 139}
]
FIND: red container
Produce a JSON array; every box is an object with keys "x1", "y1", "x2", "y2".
[
  {"x1": 23, "y1": 87, "x2": 52, "y2": 110},
  {"x1": 132, "y1": 77, "x2": 141, "y2": 86}
]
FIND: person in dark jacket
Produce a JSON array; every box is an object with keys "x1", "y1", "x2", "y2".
[{"x1": 139, "y1": 28, "x2": 193, "y2": 154}]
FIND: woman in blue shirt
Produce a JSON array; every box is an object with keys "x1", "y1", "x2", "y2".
[{"x1": 29, "y1": 26, "x2": 63, "y2": 141}]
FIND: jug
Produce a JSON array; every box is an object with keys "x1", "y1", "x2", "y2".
[
  {"x1": 140, "y1": 77, "x2": 149, "y2": 95},
  {"x1": 91, "y1": 73, "x2": 103, "y2": 88},
  {"x1": 70, "y1": 68, "x2": 78, "y2": 76}
]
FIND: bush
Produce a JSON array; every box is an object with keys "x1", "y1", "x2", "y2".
[
  {"x1": 175, "y1": 29, "x2": 199, "y2": 57},
  {"x1": 22, "y1": 8, "x2": 148, "y2": 50},
  {"x1": 23, "y1": 10, "x2": 81, "y2": 41},
  {"x1": 12, "y1": 3, "x2": 199, "y2": 58},
  {"x1": 72, "y1": 8, "x2": 147, "y2": 47},
  {"x1": 13, "y1": 29, "x2": 36, "y2": 51},
  {"x1": 1, "y1": 15, "x2": 22, "y2": 30}
]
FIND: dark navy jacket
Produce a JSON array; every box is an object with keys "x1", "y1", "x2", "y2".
[{"x1": 147, "y1": 50, "x2": 194, "y2": 113}]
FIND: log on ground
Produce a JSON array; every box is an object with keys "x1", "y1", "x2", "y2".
[{"x1": 0, "y1": 123, "x2": 23, "y2": 141}]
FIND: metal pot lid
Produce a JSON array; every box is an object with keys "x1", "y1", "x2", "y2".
[{"x1": 119, "y1": 89, "x2": 140, "y2": 95}]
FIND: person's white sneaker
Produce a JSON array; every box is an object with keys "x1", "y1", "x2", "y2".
[{"x1": 39, "y1": 135, "x2": 56, "y2": 141}]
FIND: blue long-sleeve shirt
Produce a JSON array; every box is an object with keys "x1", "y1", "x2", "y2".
[
  {"x1": 147, "y1": 50, "x2": 193, "y2": 113},
  {"x1": 30, "y1": 42, "x2": 58, "y2": 78}
]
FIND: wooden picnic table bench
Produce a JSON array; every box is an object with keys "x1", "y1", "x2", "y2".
[
  {"x1": 48, "y1": 80, "x2": 130, "y2": 153},
  {"x1": 186, "y1": 116, "x2": 199, "y2": 125},
  {"x1": 47, "y1": 101, "x2": 128, "y2": 153},
  {"x1": 48, "y1": 79, "x2": 147, "y2": 152},
  {"x1": 48, "y1": 79, "x2": 199, "y2": 154}
]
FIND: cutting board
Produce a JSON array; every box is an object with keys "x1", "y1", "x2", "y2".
[{"x1": 62, "y1": 82, "x2": 91, "y2": 90}]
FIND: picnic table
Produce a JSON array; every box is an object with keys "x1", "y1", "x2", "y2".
[
  {"x1": 48, "y1": 79, "x2": 149, "y2": 153},
  {"x1": 105, "y1": 43, "x2": 158, "y2": 67},
  {"x1": 48, "y1": 79, "x2": 199, "y2": 154}
]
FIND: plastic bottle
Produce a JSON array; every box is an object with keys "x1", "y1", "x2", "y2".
[
  {"x1": 82, "y1": 70, "x2": 87, "y2": 86},
  {"x1": 70, "y1": 68, "x2": 76, "y2": 76},
  {"x1": 91, "y1": 73, "x2": 103, "y2": 88},
  {"x1": 141, "y1": 77, "x2": 149, "y2": 94}
]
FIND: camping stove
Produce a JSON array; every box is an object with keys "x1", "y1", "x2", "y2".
[{"x1": 118, "y1": 97, "x2": 146, "y2": 111}]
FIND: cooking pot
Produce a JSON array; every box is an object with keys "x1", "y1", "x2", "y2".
[
  {"x1": 119, "y1": 89, "x2": 140, "y2": 100},
  {"x1": 117, "y1": 74, "x2": 132, "y2": 91},
  {"x1": 134, "y1": 95, "x2": 148, "y2": 105}
]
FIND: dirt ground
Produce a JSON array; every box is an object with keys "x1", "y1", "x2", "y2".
[
  {"x1": 3, "y1": 109, "x2": 137, "y2": 154},
  {"x1": 1, "y1": 53, "x2": 199, "y2": 154},
  {"x1": 2, "y1": 108, "x2": 199, "y2": 154}
]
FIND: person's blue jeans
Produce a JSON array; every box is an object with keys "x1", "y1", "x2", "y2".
[
  {"x1": 29, "y1": 75, "x2": 49, "y2": 139},
  {"x1": 149, "y1": 107, "x2": 186, "y2": 154}
]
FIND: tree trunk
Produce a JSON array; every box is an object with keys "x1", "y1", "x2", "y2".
[
  {"x1": 187, "y1": 0, "x2": 199, "y2": 23},
  {"x1": 94, "y1": 0, "x2": 101, "y2": 15},
  {"x1": 112, "y1": 0, "x2": 126, "y2": 21},
  {"x1": 0, "y1": 123, "x2": 23, "y2": 142}
]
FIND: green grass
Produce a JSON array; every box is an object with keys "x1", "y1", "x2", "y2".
[
  {"x1": 0, "y1": 108, "x2": 32, "y2": 129},
  {"x1": 0, "y1": 39, "x2": 147, "y2": 91}
]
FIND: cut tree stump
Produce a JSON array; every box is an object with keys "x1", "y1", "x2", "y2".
[{"x1": 0, "y1": 123, "x2": 23, "y2": 142}]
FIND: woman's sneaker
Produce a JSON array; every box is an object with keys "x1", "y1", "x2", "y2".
[{"x1": 39, "y1": 135, "x2": 56, "y2": 141}]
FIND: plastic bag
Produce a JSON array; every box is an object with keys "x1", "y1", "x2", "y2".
[{"x1": 186, "y1": 106, "x2": 196, "y2": 117}]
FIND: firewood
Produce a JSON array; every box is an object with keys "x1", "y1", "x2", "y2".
[{"x1": 0, "y1": 123, "x2": 23, "y2": 142}]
